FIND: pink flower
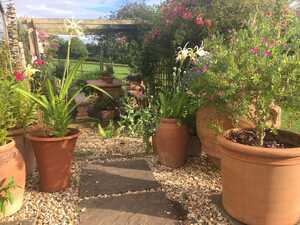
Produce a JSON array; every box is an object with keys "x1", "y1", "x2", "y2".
[
  {"x1": 264, "y1": 50, "x2": 272, "y2": 57},
  {"x1": 182, "y1": 11, "x2": 193, "y2": 20},
  {"x1": 14, "y1": 71, "x2": 25, "y2": 81},
  {"x1": 250, "y1": 47, "x2": 259, "y2": 55},
  {"x1": 195, "y1": 16, "x2": 205, "y2": 26},
  {"x1": 33, "y1": 59, "x2": 45, "y2": 66}
]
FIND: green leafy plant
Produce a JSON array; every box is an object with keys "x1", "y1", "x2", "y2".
[
  {"x1": 0, "y1": 79, "x2": 16, "y2": 146},
  {"x1": 17, "y1": 20, "x2": 109, "y2": 137},
  {"x1": 0, "y1": 177, "x2": 16, "y2": 214},
  {"x1": 98, "y1": 121, "x2": 117, "y2": 139}
]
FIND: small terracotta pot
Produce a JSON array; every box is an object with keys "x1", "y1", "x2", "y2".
[
  {"x1": 156, "y1": 119, "x2": 189, "y2": 168},
  {"x1": 218, "y1": 129, "x2": 300, "y2": 225},
  {"x1": 0, "y1": 141, "x2": 25, "y2": 218},
  {"x1": 26, "y1": 129, "x2": 80, "y2": 192},
  {"x1": 9, "y1": 127, "x2": 39, "y2": 176},
  {"x1": 76, "y1": 103, "x2": 90, "y2": 120},
  {"x1": 99, "y1": 110, "x2": 116, "y2": 121}
]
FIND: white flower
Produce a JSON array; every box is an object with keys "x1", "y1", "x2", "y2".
[
  {"x1": 64, "y1": 18, "x2": 84, "y2": 36},
  {"x1": 195, "y1": 44, "x2": 210, "y2": 57}
]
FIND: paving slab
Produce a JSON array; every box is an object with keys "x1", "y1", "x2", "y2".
[
  {"x1": 80, "y1": 192, "x2": 186, "y2": 225},
  {"x1": 80, "y1": 159, "x2": 160, "y2": 197},
  {"x1": 1, "y1": 220, "x2": 33, "y2": 225}
]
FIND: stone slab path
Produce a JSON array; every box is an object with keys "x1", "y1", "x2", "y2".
[{"x1": 79, "y1": 159, "x2": 187, "y2": 225}]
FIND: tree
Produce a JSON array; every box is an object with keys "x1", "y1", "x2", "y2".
[{"x1": 57, "y1": 37, "x2": 88, "y2": 59}]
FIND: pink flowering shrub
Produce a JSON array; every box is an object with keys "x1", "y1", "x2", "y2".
[{"x1": 189, "y1": 4, "x2": 300, "y2": 145}]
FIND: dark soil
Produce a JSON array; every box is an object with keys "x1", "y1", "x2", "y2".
[{"x1": 226, "y1": 128, "x2": 296, "y2": 149}]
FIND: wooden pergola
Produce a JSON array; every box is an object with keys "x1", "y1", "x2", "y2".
[{"x1": 20, "y1": 18, "x2": 139, "y2": 58}]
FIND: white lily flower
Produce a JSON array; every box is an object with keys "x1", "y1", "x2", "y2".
[
  {"x1": 195, "y1": 45, "x2": 210, "y2": 57},
  {"x1": 64, "y1": 18, "x2": 84, "y2": 36}
]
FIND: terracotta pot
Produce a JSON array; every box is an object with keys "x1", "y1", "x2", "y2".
[
  {"x1": 99, "y1": 110, "x2": 116, "y2": 121},
  {"x1": 218, "y1": 129, "x2": 300, "y2": 225},
  {"x1": 196, "y1": 107, "x2": 234, "y2": 166},
  {"x1": 0, "y1": 141, "x2": 25, "y2": 218},
  {"x1": 156, "y1": 119, "x2": 189, "y2": 168},
  {"x1": 76, "y1": 103, "x2": 90, "y2": 120},
  {"x1": 26, "y1": 129, "x2": 80, "y2": 192},
  {"x1": 9, "y1": 127, "x2": 39, "y2": 176}
]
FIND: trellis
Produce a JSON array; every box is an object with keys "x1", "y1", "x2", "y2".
[{"x1": 20, "y1": 18, "x2": 138, "y2": 60}]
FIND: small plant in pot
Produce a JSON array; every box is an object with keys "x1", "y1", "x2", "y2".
[
  {"x1": 191, "y1": 5, "x2": 300, "y2": 225},
  {"x1": 94, "y1": 96, "x2": 117, "y2": 121},
  {"x1": 156, "y1": 90, "x2": 194, "y2": 168},
  {"x1": 0, "y1": 79, "x2": 25, "y2": 217},
  {"x1": 17, "y1": 19, "x2": 108, "y2": 193}
]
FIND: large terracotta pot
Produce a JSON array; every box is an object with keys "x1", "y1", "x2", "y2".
[
  {"x1": 156, "y1": 119, "x2": 189, "y2": 168},
  {"x1": 0, "y1": 141, "x2": 25, "y2": 218},
  {"x1": 218, "y1": 129, "x2": 300, "y2": 225},
  {"x1": 26, "y1": 129, "x2": 80, "y2": 192},
  {"x1": 9, "y1": 127, "x2": 39, "y2": 176}
]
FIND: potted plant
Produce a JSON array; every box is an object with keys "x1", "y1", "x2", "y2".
[
  {"x1": 0, "y1": 79, "x2": 25, "y2": 217},
  {"x1": 156, "y1": 90, "x2": 193, "y2": 168},
  {"x1": 94, "y1": 96, "x2": 117, "y2": 121},
  {"x1": 17, "y1": 19, "x2": 108, "y2": 192},
  {"x1": 193, "y1": 6, "x2": 300, "y2": 225}
]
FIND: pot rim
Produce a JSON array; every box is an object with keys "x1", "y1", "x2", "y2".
[
  {"x1": 26, "y1": 128, "x2": 80, "y2": 142},
  {"x1": 0, "y1": 140, "x2": 16, "y2": 152},
  {"x1": 218, "y1": 128, "x2": 300, "y2": 159}
]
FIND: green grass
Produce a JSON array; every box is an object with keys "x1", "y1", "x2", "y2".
[
  {"x1": 281, "y1": 110, "x2": 300, "y2": 133},
  {"x1": 55, "y1": 59, "x2": 131, "y2": 80}
]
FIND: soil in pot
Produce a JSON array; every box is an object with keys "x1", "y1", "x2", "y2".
[
  {"x1": 156, "y1": 119, "x2": 189, "y2": 168},
  {"x1": 0, "y1": 141, "x2": 25, "y2": 218},
  {"x1": 26, "y1": 129, "x2": 80, "y2": 192},
  {"x1": 9, "y1": 127, "x2": 39, "y2": 176},
  {"x1": 219, "y1": 128, "x2": 300, "y2": 225}
]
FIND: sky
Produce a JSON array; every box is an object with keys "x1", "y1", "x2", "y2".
[{"x1": 14, "y1": 0, "x2": 162, "y2": 19}]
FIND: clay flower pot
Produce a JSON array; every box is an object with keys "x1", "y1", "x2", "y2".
[
  {"x1": 156, "y1": 119, "x2": 189, "y2": 168},
  {"x1": 196, "y1": 107, "x2": 234, "y2": 166},
  {"x1": 0, "y1": 140, "x2": 25, "y2": 218},
  {"x1": 218, "y1": 129, "x2": 300, "y2": 225},
  {"x1": 99, "y1": 109, "x2": 116, "y2": 121},
  {"x1": 9, "y1": 127, "x2": 39, "y2": 176},
  {"x1": 26, "y1": 129, "x2": 80, "y2": 192}
]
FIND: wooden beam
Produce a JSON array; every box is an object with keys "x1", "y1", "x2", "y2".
[{"x1": 20, "y1": 18, "x2": 139, "y2": 35}]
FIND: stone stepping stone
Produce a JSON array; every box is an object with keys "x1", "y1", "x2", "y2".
[
  {"x1": 1, "y1": 220, "x2": 34, "y2": 225},
  {"x1": 80, "y1": 192, "x2": 186, "y2": 225},
  {"x1": 80, "y1": 159, "x2": 160, "y2": 197}
]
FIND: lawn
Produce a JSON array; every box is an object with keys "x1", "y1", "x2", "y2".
[
  {"x1": 281, "y1": 110, "x2": 300, "y2": 133},
  {"x1": 55, "y1": 59, "x2": 131, "y2": 80}
]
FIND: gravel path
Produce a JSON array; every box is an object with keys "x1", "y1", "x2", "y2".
[{"x1": 0, "y1": 126, "x2": 236, "y2": 225}]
